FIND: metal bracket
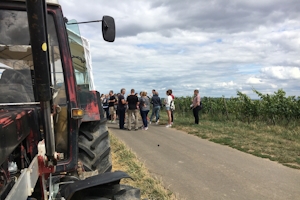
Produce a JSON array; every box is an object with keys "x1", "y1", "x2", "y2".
[{"x1": 5, "y1": 156, "x2": 39, "y2": 200}]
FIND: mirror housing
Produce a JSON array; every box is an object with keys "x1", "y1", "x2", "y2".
[{"x1": 102, "y1": 16, "x2": 115, "y2": 42}]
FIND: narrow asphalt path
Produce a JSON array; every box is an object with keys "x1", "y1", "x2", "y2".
[{"x1": 108, "y1": 122, "x2": 300, "y2": 200}]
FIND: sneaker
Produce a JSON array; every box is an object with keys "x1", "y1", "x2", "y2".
[
  {"x1": 111, "y1": 121, "x2": 116, "y2": 124},
  {"x1": 144, "y1": 127, "x2": 148, "y2": 130},
  {"x1": 166, "y1": 124, "x2": 171, "y2": 128},
  {"x1": 149, "y1": 121, "x2": 152, "y2": 124},
  {"x1": 155, "y1": 121, "x2": 159, "y2": 125}
]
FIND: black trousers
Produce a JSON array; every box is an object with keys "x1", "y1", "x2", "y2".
[
  {"x1": 118, "y1": 108, "x2": 126, "y2": 129},
  {"x1": 104, "y1": 107, "x2": 110, "y2": 120},
  {"x1": 193, "y1": 106, "x2": 201, "y2": 124}
]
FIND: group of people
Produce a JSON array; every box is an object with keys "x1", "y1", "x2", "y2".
[{"x1": 100, "y1": 88, "x2": 201, "y2": 131}]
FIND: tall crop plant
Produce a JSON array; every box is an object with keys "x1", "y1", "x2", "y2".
[{"x1": 173, "y1": 89, "x2": 300, "y2": 126}]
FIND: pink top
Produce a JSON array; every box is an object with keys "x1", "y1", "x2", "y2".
[{"x1": 193, "y1": 94, "x2": 201, "y2": 107}]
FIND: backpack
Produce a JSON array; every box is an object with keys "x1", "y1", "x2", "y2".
[{"x1": 170, "y1": 100, "x2": 175, "y2": 111}]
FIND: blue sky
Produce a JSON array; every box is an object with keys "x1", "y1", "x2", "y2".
[{"x1": 60, "y1": 0, "x2": 300, "y2": 98}]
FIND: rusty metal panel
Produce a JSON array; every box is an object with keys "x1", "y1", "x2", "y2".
[
  {"x1": 0, "y1": 108, "x2": 36, "y2": 165},
  {"x1": 79, "y1": 90, "x2": 101, "y2": 122}
]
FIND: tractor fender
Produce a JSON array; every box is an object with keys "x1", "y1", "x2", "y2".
[{"x1": 60, "y1": 171, "x2": 132, "y2": 200}]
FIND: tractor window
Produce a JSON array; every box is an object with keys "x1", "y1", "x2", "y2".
[
  {"x1": 67, "y1": 21, "x2": 95, "y2": 92},
  {"x1": 0, "y1": 10, "x2": 35, "y2": 103},
  {"x1": 47, "y1": 14, "x2": 68, "y2": 154},
  {"x1": 0, "y1": 9, "x2": 67, "y2": 106},
  {"x1": 47, "y1": 16, "x2": 67, "y2": 106}
]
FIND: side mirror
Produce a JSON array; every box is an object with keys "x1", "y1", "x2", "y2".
[{"x1": 102, "y1": 16, "x2": 115, "y2": 42}]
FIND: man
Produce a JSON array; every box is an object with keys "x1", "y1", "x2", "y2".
[
  {"x1": 151, "y1": 89, "x2": 156, "y2": 97},
  {"x1": 108, "y1": 90, "x2": 117, "y2": 123},
  {"x1": 126, "y1": 89, "x2": 139, "y2": 131},
  {"x1": 192, "y1": 89, "x2": 201, "y2": 124},
  {"x1": 117, "y1": 88, "x2": 126, "y2": 129},
  {"x1": 149, "y1": 91, "x2": 162, "y2": 124}
]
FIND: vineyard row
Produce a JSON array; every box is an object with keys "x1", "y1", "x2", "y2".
[{"x1": 173, "y1": 89, "x2": 300, "y2": 125}]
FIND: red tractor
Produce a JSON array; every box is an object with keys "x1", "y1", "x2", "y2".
[{"x1": 0, "y1": 0, "x2": 140, "y2": 199}]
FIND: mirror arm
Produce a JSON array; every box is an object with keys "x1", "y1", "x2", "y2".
[
  {"x1": 67, "y1": 20, "x2": 102, "y2": 25},
  {"x1": 67, "y1": 20, "x2": 109, "y2": 29},
  {"x1": 103, "y1": 20, "x2": 109, "y2": 29}
]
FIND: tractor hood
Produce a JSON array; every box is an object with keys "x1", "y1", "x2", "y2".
[{"x1": 0, "y1": 107, "x2": 41, "y2": 165}]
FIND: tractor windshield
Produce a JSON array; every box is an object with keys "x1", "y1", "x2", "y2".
[
  {"x1": 0, "y1": 10, "x2": 34, "y2": 103},
  {"x1": 0, "y1": 9, "x2": 66, "y2": 105}
]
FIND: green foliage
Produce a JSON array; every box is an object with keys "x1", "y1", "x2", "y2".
[{"x1": 174, "y1": 89, "x2": 300, "y2": 126}]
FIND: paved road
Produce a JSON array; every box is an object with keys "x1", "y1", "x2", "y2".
[{"x1": 108, "y1": 122, "x2": 300, "y2": 200}]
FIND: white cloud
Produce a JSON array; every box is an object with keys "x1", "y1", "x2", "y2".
[
  {"x1": 261, "y1": 67, "x2": 300, "y2": 80},
  {"x1": 246, "y1": 77, "x2": 263, "y2": 84},
  {"x1": 59, "y1": 0, "x2": 300, "y2": 98}
]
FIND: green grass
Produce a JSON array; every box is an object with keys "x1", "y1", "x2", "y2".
[
  {"x1": 110, "y1": 133, "x2": 179, "y2": 200},
  {"x1": 158, "y1": 111, "x2": 300, "y2": 169}
]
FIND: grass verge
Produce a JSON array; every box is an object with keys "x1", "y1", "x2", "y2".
[
  {"x1": 110, "y1": 133, "x2": 178, "y2": 200},
  {"x1": 159, "y1": 112, "x2": 300, "y2": 169}
]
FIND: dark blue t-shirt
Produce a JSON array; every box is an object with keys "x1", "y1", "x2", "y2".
[{"x1": 118, "y1": 94, "x2": 126, "y2": 109}]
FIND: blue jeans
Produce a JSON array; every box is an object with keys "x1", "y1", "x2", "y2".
[
  {"x1": 150, "y1": 106, "x2": 160, "y2": 122},
  {"x1": 141, "y1": 110, "x2": 149, "y2": 128}
]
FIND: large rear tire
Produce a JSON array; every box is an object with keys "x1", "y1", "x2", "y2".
[{"x1": 78, "y1": 118, "x2": 112, "y2": 174}]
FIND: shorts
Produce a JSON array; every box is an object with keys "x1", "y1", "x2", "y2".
[
  {"x1": 165, "y1": 106, "x2": 171, "y2": 111},
  {"x1": 109, "y1": 106, "x2": 116, "y2": 115}
]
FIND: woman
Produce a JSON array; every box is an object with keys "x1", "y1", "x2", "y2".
[
  {"x1": 139, "y1": 91, "x2": 150, "y2": 130},
  {"x1": 165, "y1": 90, "x2": 173, "y2": 128},
  {"x1": 102, "y1": 94, "x2": 109, "y2": 119},
  {"x1": 169, "y1": 89, "x2": 175, "y2": 124},
  {"x1": 192, "y1": 89, "x2": 201, "y2": 124}
]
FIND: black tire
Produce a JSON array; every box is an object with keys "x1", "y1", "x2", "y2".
[{"x1": 78, "y1": 118, "x2": 112, "y2": 174}]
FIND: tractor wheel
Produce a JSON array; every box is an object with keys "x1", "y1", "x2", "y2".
[{"x1": 78, "y1": 118, "x2": 112, "y2": 174}]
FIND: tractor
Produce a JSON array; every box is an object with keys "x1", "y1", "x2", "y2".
[{"x1": 0, "y1": 0, "x2": 140, "y2": 199}]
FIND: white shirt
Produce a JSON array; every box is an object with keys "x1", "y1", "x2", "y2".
[{"x1": 165, "y1": 95, "x2": 173, "y2": 107}]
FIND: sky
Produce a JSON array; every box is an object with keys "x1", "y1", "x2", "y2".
[{"x1": 60, "y1": 0, "x2": 300, "y2": 98}]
